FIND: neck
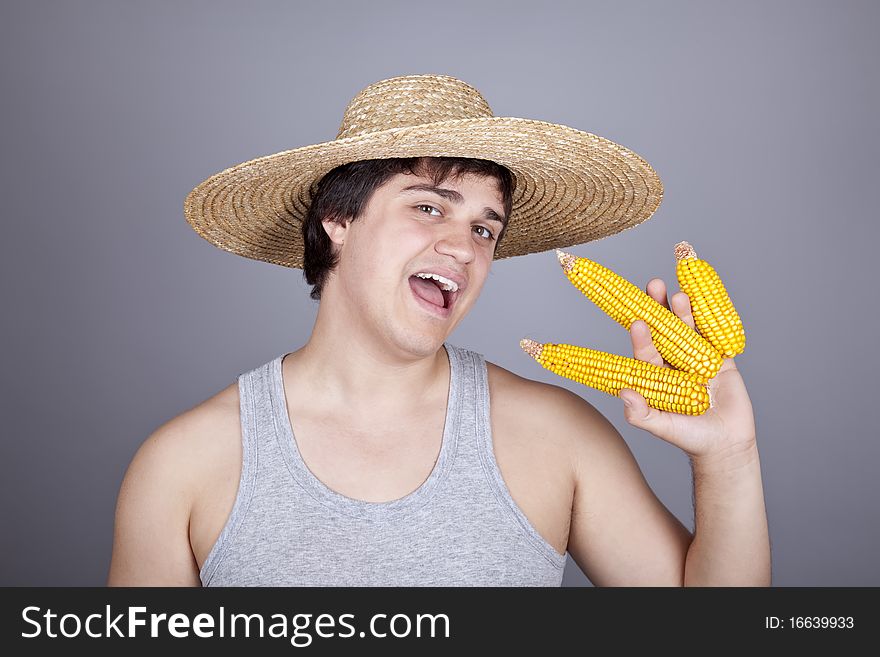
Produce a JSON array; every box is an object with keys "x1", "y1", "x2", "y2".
[{"x1": 285, "y1": 289, "x2": 450, "y2": 420}]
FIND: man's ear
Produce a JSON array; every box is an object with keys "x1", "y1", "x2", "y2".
[{"x1": 322, "y1": 215, "x2": 349, "y2": 251}]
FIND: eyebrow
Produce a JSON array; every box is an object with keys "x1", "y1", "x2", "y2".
[{"x1": 398, "y1": 184, "x2": 507, "y2": 227}]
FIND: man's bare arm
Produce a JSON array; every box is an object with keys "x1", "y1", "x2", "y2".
[
  {"x1": 107, "y1": 418, "x2": 201, "y2": 586},
  {"x1": 683, "y1": 445, "x2": 771, "y2": 585},
  {"x1": 560, "y1": 387, "x2": 693, "y2": 586},
  {"x1": 611, "y1": 280, "x2": 769, "y2": 586}
]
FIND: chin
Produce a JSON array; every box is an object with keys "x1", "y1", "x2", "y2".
[{"x1": 393, "y1": 329, "x2": 448, "y2": 358}]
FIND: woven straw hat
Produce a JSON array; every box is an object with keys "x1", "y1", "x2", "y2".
[{"x1": 184, "y1": 74, "x2": 663, "y2": 268}]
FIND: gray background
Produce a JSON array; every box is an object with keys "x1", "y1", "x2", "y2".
[{"x1": 1, "y1": 0, "x2": 877, "y2": 586}]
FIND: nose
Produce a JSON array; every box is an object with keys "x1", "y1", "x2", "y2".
[{"x1": 434, "y1": 225, "x2": 476, "y2": 263}]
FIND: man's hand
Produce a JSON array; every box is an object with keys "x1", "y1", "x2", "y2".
[{"x1": 619, "y1": 278, "x2": 757, "y2": 462}]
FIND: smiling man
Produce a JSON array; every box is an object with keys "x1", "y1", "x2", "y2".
[{"x1": 107, "y1": 75, "x2": 770, "y2": 587}]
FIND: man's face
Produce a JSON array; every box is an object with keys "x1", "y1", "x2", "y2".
[{"x1": 323, "y1": 171, "x2": 506, "y2": 358}]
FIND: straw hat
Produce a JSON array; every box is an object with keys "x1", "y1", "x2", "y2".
[{"x1": 184, "y1": 74, "x2": 663, "y2": 268}]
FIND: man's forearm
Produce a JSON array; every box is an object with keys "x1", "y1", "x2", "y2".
[{"x1": 683, "y1": 443, "x2": 771, "y2": 586}]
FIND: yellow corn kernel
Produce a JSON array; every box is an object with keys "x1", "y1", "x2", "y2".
[
  {"x1": 674, "y1": 241, "x2": 745, "y2": 358},
  {"x1": 555, "y1": 249, "x2": 724, "y2": 380},
  {"x1": 520, "y1": 338, "x2": 712, "y2": 416}
]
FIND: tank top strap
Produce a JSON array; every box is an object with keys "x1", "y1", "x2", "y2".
[
  {"x1": 199, "y1": 360, "x2": 271, "y2": 586},
  {"x1": 446, "y1": 343, "x2": 569, "y2": 569}
]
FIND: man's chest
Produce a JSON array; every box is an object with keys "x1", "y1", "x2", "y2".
[{"x1": 188, "y1": 376, "x2": 574, "y2": 571}]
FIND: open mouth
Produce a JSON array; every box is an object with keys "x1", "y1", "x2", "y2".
[{"x1": 408, "y1": 275, "x2": 458, "y2": 311}]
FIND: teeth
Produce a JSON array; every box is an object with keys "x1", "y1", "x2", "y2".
[{"x1": 414, "y1": 272, "x2": 458, "y2": 293}]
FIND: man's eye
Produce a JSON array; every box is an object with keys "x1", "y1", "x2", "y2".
[
  {"x1": 473, "y1": 226, "x2": 495, "y2": 241},
  {"x1": 417, "y1": 204, "x2": 441, "y2": 216}
]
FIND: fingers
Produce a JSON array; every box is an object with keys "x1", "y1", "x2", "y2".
[
  {"x1": 647, "y1": 278, "x2": 695, "y2": 331},
  {"x1": 646, "y1": 278, "x2": 669, "y2": 308},
  {"x1": 635, "y1": 279, "x2": 668, "y2": 366},
  {"x1": 670, "y1": 292, "x2": 695, "y2": 331},
  {"x1": 630, "y1": 320, "x2": 666, "y2": 368},
  {"x1": 632, "y1": 278, "x2": 696, "y2": 367}
]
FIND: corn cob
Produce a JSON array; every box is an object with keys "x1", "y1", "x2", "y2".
[
  {"x1": 555, "y1": 249, "x2": 723, "y2": 380},
  {"x1": 520, "y1": 339, "x2": 712, "y2": 415},
  {"x1": 674, "y1": 241, "x2": 745, "y2": 358}
]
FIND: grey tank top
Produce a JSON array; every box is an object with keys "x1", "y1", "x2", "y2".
[{"x1": 199, "y1": 342, "x2": 567, "y2": 586}]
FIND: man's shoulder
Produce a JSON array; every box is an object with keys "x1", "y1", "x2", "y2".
[
  {"x1": 484, "y1": 358, "x2": 612, "y2": 443},
  {"x1": 138, "y1": 380, "x2": 241, "y2": 484},
  {"x1": 109, "y1": 381, "x2": 241, "y2": 586},
  {"x1": 484, "y1": 357, "x2": 625, "y2": 459},
  {"x1": 485, "y1": 358, "x2": 599, "y2": 417},
  {"x1": 156, "y1": 381, "x2": 239, "y2": 440}
]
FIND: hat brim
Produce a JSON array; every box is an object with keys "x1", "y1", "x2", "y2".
[{"x1": 183, "y1": 116, "x2": 663, "y2": 269}]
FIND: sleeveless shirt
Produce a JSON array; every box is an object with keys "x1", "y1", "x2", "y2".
[{"x1": 199, "y1": 342, "x2": 568, "y2": 586}]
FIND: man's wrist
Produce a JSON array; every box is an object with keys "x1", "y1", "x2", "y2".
[{"x1": 689, "y1": 439, "x2": 760, "y2": 476}]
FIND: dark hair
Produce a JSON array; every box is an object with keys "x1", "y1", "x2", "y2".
[{"x1": 301, "y1": 157, "x2": 515, "y2": 301}]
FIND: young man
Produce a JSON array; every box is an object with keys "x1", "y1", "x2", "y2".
[{"x1": 107, "y1": 75, "x2": 770, "y2": 586}]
